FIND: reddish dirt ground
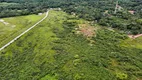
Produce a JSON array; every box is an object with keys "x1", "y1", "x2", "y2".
[{"x1": 78, "y1": 24, "x2": 95, "y2": 37}]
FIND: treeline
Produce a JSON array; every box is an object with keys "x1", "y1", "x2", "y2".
[
  {"x1": 0, "y1": 0, "x2": 142, "y2": 34},
  {"x1": 0, "y1": 2, "x2": 48, "y2": 18}
]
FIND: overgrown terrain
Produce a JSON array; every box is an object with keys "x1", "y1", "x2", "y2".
[
  {"x1": 121, "y1": 36, "x2": 142, "y2": 49},
  {"x1": 0, "y1": 10, "x2": 142, "y2": 80},
  {"x1": 0, "y1": 0, "x2": 142, "y2": 80}
]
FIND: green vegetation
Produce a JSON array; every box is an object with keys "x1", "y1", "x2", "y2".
[
  {"x1": 120, "y1": 36, "x2": 142, "y2": 49},
  {"x1": 0, "y1": 2, "x2": 18, "y2": 7},
  {"x1": 0, "y1": 0, "x2": 142, "y2": 34},
  {"x1": 0, "y1": 0, "x2": 142, "y2": 80},
  {"x1": 0, "y1": 13, "x2": 45, "y2": 47},
  {"x1": 0, "y1": 10, "x2": 142, "y2": 80}
]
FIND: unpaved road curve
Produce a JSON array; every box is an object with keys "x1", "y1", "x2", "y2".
[
  {"x1": 0, "y1": 10, "x2": 49, "y2": 51},
  {"x1": 128, "y1": 34, "x2": 142, "y2": 39}
]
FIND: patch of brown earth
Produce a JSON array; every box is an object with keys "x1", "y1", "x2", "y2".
[{"x1": 78, "y1": 24, "x2": 96, "y2": 37}]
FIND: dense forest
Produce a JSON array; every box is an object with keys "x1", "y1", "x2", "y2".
[{"x1": 0, "y1": 0, "x2": 142, "y2": 34}]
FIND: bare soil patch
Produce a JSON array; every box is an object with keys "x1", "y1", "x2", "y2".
[
  {"x1": 77, "y1": 24, "x2": 96, "y2": 37},
  {"x1": 128, "y1": 34, "x2": 142, "y2": 39}
]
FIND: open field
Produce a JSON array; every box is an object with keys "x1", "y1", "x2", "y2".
[
  {"x1": 0, "y1": 13, "x2": 45, "y2": 48},
  {"x1": 0, "y1": 10, "x2": 142, "y2": 80}
]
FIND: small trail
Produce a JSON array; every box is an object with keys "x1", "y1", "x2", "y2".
[
  {"x1": 128, "y1": 34, "x2": 142, "y2": 39},
  {"x1": 0, "y1": 10, "x2": 49, "y2": 51}
]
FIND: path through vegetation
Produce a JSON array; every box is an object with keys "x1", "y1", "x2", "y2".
[
  {"x1": 0, "y1": 10, "x2": 49, "y2": 51},
  {"x1": 128, "y1": 34, "x2": 142, "y2": 39}
]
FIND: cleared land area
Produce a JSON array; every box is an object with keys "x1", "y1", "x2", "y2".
[
  {"x1": 0, "y1": 13, "x2": 45, "y2": 48},
  {"x1": 0, "y1": 10, "x2": 48, "y2": 51}
]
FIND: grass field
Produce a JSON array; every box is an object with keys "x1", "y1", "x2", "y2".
[
  {"x1": 120, "y1": 36, "x2": 142, "y2": 49},
  {"x1": 0, "y1": 2, "x2": 18, "y2": 7},
  {"x1": 0, "y1": 13, "x2": 45, "y2": 48}
]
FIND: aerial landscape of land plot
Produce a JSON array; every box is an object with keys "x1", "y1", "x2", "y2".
[{"x1": 0, "y1": 0, "x2": 142, "y2": 80}]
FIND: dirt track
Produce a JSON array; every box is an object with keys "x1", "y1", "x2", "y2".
[
  {"x1": 128, "y1": 34, "x2": 142, "y2": 39},
  {"x1": 0, "y1": 10, "x2": 49, "y2": 51}
]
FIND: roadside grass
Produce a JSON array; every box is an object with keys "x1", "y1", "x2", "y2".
[
  {"x1": 120, "y1": 36, "x2": 142, "y2": 49},
  {"x1": 0, "y1": 10, "x2": 68, "y2": 79},
  {"x1": 0, "y1": 13, "x2": 45, "y2": 48}
]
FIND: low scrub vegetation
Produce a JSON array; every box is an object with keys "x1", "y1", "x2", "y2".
[{"x1": 0, "y1": 10, "x2": 142, "y2": 80}]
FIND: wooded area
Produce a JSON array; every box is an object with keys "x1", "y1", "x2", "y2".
[{"x1": 0, "y1": 0, "x2": 142, "y2": 34}]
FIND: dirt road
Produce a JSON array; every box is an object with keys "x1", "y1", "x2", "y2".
[{"x1": 0, "y1": 10, "x2": 49, "y2": 51}]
